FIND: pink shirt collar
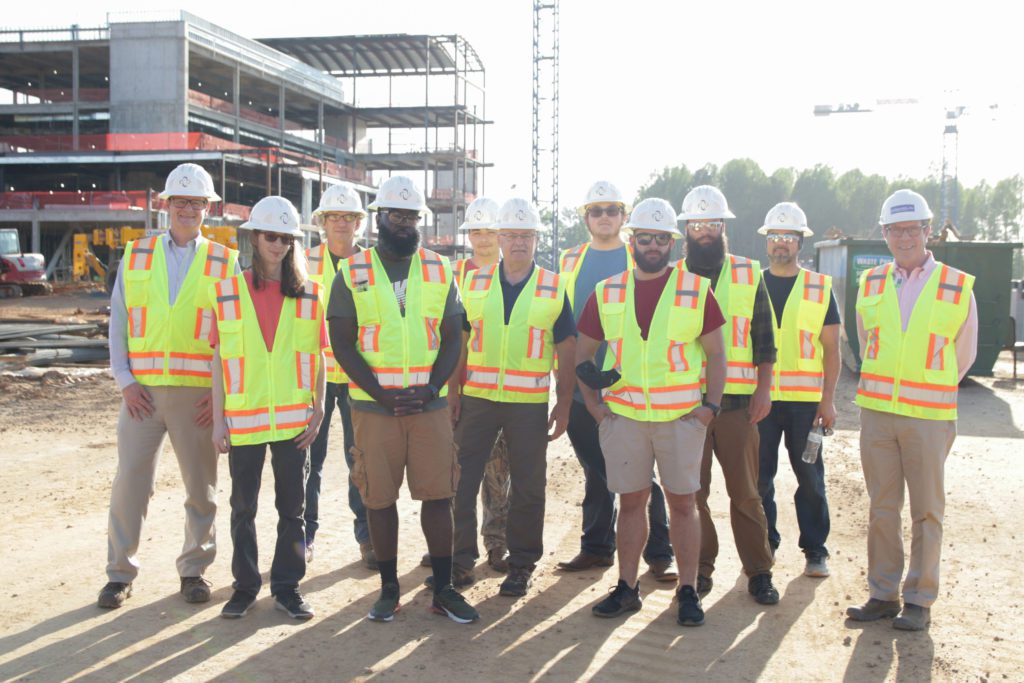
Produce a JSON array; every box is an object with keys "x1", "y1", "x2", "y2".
[{"x1": 892, "y1": 251, "x2": 935, "y2": 283}]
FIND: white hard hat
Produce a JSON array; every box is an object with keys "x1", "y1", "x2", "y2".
[
  {"x1": 459, "y1": 197, "x2": 500, "y2": 231},
  {"x1": 240, "y1": 196, "x2": 303, "y2": 236},
  {"x1": 624, "y1": 198, "x2": 681, "y2": 235},
  {"x1": 159, "y1": 163, "x2": 221, "y2": 201},
  {"x1": 677, "y1": 185, "x2": 736, "y2": 221},
  {"x1": 758, "y1": 202, "x2": 813, "y2": 236},
  {"x1": 367, "y1": 175, "x2": 428, "y2": 213},
  {"x1": 577, "y1": 180, "x2": 631, "y2": 216},
  {"x1": 879, "y1": 189, "x2": 933, "y2": 225},
  {"x1": 313, "y1": 183, "x2": 366, "y2": 219},
  {"x1": 493, "y1": 198, "x2": 544, "y2": 231}
]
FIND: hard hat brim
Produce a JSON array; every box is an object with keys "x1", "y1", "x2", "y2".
[
  {"x1": 238, "y1": 221, "x2": 304, "y2": 237},
  {"x1": 159, "y1": 189, "x2": 222, "y2": 202},
  {"x1": 578, "y1": 201, "x2": 632, "y2": 217},
  {"x1": 623, "y1": 223, "x2": 681, "y2": 236},
  {"x1": 491, "y1": 222, "x2": 542, "y2": 231},
  {"x1": 311, "y1": 207, "x2": 368, "y2": 218},
  {"x1": 458, "y1": 223, "x2": 498, "y2": 231},
  {"x1": 758, "y1": 225, "x2": 814, "y2": 236},
  {"x1": 677, "y1": 209, "x2": 736, "y2": 221}
]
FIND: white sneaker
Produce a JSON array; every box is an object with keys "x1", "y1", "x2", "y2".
[{"x1": 804, "y1": 554, "x2": 829, "y2": 578}]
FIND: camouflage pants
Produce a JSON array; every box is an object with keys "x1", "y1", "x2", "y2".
[{"x1": 480, "y1": 430, "x2": 510, "y2": 552}]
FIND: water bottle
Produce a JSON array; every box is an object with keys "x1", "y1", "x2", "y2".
[{"x1": 802, "y1": 424, "x2": 824, "y2": 464}]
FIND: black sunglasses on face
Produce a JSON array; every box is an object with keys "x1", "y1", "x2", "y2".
[
  {"x1": 633, "y1": 232, "x2": 673, "y2": 246},
  {"x1": 587, "y1": 206, "x2": 623, "y2": 218},
  {"x1": 258, "y1": 231, "x2": 296, "y2": 244}
]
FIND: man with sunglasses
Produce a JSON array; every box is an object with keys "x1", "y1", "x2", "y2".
[
  {"x1": 847, "y1": 189, "x2": 977, "y2": 631},
  {"x1": 304, "y1": 183, "x2": 374, "y2": 568},
  {"x1": 679, "y1": 185, "x2": 780, "y2": 606},
  {"x1": 557, "y1": 181, "x2": 676, "y2": 583},
  {"x1": 327, "y1": 175, "x2": 479, "y2": 624},
  {"x1": 575, "y1": 198, "x2": 726, "y2": 625},
  {"x1": 756, "y1": 202, "x2": 840, "y2": 580},
  {"x1": 99, "y1": 163, "x2": 239, "y2": 609}
]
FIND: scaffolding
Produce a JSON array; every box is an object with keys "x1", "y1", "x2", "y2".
[{"x1": 532, "y1": 1, "x2": 560, "y2": 265}]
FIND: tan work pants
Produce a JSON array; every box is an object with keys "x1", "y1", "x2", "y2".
[
  {"x1": 106, "y1": 385, "x2": 217, "y2": 583},
  {"x1": 859, "y1": 407, "x2": 956, "y2": 608}
]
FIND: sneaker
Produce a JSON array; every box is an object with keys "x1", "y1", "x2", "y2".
[
  {"x1": 180, "y1": 576, "x2": 212, "y2": 604},
  {"x1": 368, "y1": 583, "x2": 402, "y2": 622},
  {"x1": 487, "y1": 548, "x2": 510, "y2": 573},
  {"x1": 431, "y1": 584, "x2": 480, "y2": 624},
  {"x1": 424, "y1": 565, "x2": 476, "y2": 589},
  {"x1": 676, "y1": 585, "x2": 705, "y2": 627},
  {"x1": 221, "y1": 590, "x2": 256, "y2": 619},
  {"x1": 360, "y1": 542, "x2": 378, "y2": 570},
  {"x1": 306, "y1": 542, "x2": 315, "y2": 564},
  {"x1": 804, "y1": 553, "x2": 830, "y2": 578},
  {"x1": 274, "y1": 592, "x2": 314, "y2": 620},
  {"x1": 592, "y1": 580, "x2": 642, "y2": 618},
  {"x1": 696, "y1": 574, "x2": 713, "y2": 597},
  {"x1": 499, "y1": 567, "x2": 532, "y2": 597},
  {"x1": 97, "y1": 581, "x2": 132, "y2": 609},
  {"x1": 748, "y1": 573, "x2": 780, "y2": 605}
]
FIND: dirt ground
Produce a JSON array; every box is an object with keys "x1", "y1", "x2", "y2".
[{"x1": 1, "y1": 293, "x2": 1023, "y2": 682}]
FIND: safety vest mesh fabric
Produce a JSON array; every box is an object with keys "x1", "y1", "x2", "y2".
[
  {"x1": 339, "y1": 247, "x2": 452, "y2": 401},
  {"x1": 305, "y1": 243, "x2": 348, "y2": 385},
  {"x1": 594, "y1": 264, "x2": 709, "y2": 421},
  {"x1": 213, "y1": 274, "x2": 323, "y2": 445},
  {"x1": 769, "y1": 269, "x2": 832, "y2": 402},
  {"x1": 559, "y1": 242, "x2": 636, "y2": 311},
  {"x1": 855, "y1": 261, "x2": 974, "y2": 420},
  {"x1": 683, "y1": 255, "x2": 760, "y2": 395},
  {"x1": 463, "y1": 264, "x2": 565, "y2": 403},
  {"x1": 123, "y1": 236, "x2": 238, "y2": 388}
]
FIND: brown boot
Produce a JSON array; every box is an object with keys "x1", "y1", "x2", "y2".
[
  {"x1": 487, "y1": 548, "x2": 509, "y2": 573},
  {"x1": 557, "y1": 551, "x2": 614, "y2": 571}
]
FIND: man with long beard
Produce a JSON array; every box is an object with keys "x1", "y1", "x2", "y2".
[
  {"x1": 328, "y1": 176, "x2": 479, "y2": 624},
  {"x1": 679, "y1": 185, "x2": 780, "y2": 606}
]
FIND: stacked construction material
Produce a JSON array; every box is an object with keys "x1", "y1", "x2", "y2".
[{"x1": 0, "y1": 322, "x2": 108, "y2": 367}]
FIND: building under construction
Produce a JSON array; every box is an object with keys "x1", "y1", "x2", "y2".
[{"x1": 0, "y1": 10, "x2": 490, "y2": 278}]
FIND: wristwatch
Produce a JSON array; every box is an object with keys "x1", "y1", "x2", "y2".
[{"x1": 702, "y1": 400, "x2": 721, "y2": 417}]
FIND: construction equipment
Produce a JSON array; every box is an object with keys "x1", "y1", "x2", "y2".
[{"x1": 0, "y1": 228, "x2": 51, "y2": 298}]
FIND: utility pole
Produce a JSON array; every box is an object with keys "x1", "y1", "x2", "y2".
[{"x1": 532, "y1": 0, "x2": 559, "y2": 266}]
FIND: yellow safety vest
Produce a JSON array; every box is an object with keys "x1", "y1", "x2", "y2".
[
  {"x1": 683, "y1": 255, "x2": 760, "y2": 395},
  {"x1": 769, "y1": 268, "x2": 832, "y2": 402},
  {"x1": 559, "y1": 242, "x2": 635, "y2": 311},
  {"x1": 338, "y1": 247, "x2": 452, "y2": 402},
  {"x1": 463, "y1": 264, "x2": 565, "y2": 403},
  {"x1": 306, "y1": 242, "x2": 349, "y2": 385},
  {"x1": 123, "y1": 235, "x2": 238, "y2": 387},
  {"x1": 855, "y1": 261, "x2": 974, "y2": 421},
  {"x1": 595, "y1": 264, "x2": 710, "y2": 421},
  {"x1": 213, "y1": 274, "x2": 323, "y2": 445}
]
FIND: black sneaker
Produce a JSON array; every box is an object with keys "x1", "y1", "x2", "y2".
[
  {"x1": 676, "y1": 585, "x2": 705, "y2": 626},
  {"x1": 180, "y1": 576, "x2": 212, "y2": 604},
  {"x1": 431, "y1": 585, "x2": 480, "y2": 624},
  {"x1": 424, "y1": 565, "x2": 475, "y2": 589},
  {"x1": 274, "y1": 591, "x2": 314, "y2": 620},
  {"x1": 368, "y1": 583, "x2": 401, "y2": 622},
  {"x1": 748, "y1": 573, "x2": 780, "y2": 605},
  {"x1": 498, "y1": 567, "x2": 532, "y2": 597},
  {"x1": 221, "y1": 590, "x2": 256, "y2": 619},
  {"x1": 697, "y1": 574, "x2": 713, "y2": 597},
  {"x1": 592, "y1": 580, "x2": 642, "y2": 618},
  {"x1": 97, "y1": 581, "x2": 132, "y2": 609}
]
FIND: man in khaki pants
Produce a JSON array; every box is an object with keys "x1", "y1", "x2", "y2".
[
  {"x1": 846, "y1": 189, "x2": 977, "y2": 631},
  {"x1": 99, "y1": 163, "x2": 239, "y2": 608}
]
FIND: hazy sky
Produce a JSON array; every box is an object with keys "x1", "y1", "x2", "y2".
[{"x1": 6, "y1": 0, "x2": 1022, "y2": 209}]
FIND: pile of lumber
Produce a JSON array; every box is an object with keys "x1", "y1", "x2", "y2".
[{"x1": 0, "y1": 321, "x2": 109, "y2": 367}]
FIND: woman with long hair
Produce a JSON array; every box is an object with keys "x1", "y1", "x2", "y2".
[{"x1": 210, "y1": 195, "x2": 327, "y2": 620}]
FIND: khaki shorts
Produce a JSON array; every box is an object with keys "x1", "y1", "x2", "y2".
[
  {"x1": 598, "y1": 412, "x2": 707, "y2": 495},
  {"x1": 349, "y1": 407, "x2": 460, "y2": 509}
]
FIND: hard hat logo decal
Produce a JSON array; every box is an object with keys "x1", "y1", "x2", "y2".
[
  {"x1": 699, "y1": 199, "x2": 708, "y2": 211},
  {"x1": 596, "y1": 185, "x2": 607, "y2": 196},
  {"x1": 778, "y1": 213, "x2": 787, "y2": 222},
  {"x1": 473, "y1": 210, "x2": 483, "y2": 220},
  {"x1": 891, "y1": 204, "x2": 915, "y2": 215},
  {"x1": 400, "y1": 188, "x2": 411, "y2": 200},
  {"x1": 653, "y1": 210, "x2": 664, "y2": 221},
  {"x1": 280, "y1": 213, "x2": 291, "y2": 224},
  {"x1": 516, "y1": 209, "x2": 527, "y2": 221},
  {"x1": 180, "y1": 176, "x2": 191, "y2": 187}
]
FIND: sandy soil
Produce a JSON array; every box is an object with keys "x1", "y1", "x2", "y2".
[{"x1": 1, "y1": 293, "x2": 1022, "y2": 682}]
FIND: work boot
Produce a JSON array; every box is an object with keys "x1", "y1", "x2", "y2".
[
  {"x1": 893, "y1": 603, "x2": 930, "y2": 631},
  {"x1": 557, "y1": 551, "x2": 614, "y2": 572},
  {"x1": 180, "y1": 576, "x2": 212, "y2": 604},
  {"x1": 846, "y1": 598, "x2": 901, "y2": 622},
  {"x1": 488, "y1": 548, "x2": 509, "y2": 573},
  {"x1": 360, "y1": 542, "x2": 378, "y2": 570},
  {"x1": 748, "y1": 573, "x2": 780, "y2": 605},
  {"x1": 97, "y1": 581, "x2": 132, "y2": 609},
  {"x1": 499, "y1": 566, "x2": 533, "y2": 597}
]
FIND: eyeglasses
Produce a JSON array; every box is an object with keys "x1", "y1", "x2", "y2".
[
  {"x1": 384, "y1": 210, "x2": 422, "y2": 224},
  {"x1": 633, "y1": 232, "x2": 673, "y2": 246},
  {"x1": 169, "y1": 198, "x2": 209, "y2": 210},
  {"x1": 687, "y1": 221, "x2": 724, "y2": 234},
  {"x1": 499, "y1": 232, "x2": 536, "y2": 243},
  {"x1": 323, "y1": 212, "x2": 362, "y2": 223},
  {"x1": 258, "y1": 231, "x2": 296, "y2": 244},
  {"x1": 586, "y1": 205, "x2": 623, "y2": 219},
  {"x1": 884, "y1": 224, "x2": 925, "y2": 238},
  {"x1": 766, "y1": 234, "x2": 800, "y2": 243}
]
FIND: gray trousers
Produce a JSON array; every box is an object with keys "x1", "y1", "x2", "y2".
[
  {"x1": 453, "y1": 396, "x2": 548, "y2": 571},
  {"x1": 106, "y1": 385, "x2": 217, "y2": 583}
]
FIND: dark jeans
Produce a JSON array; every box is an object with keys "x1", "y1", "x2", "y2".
[
  {"x1": 305, "y1": 382, "x2": 369, "y2": 545},
  {"x1": 229, "y1": 439, "x2": 309, "y2": 597},
  {"x1": 757, "y1": 401, "x2": 830, "y2": 557},
  {"x1": 565, "y1": 400, "x2": 672, "y2": 561}
]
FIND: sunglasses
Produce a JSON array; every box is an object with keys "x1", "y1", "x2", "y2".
[
  {"x1": 385, "y1": 210, "x2": 422, "y2": 224},
  {"x1": 586, "y1": 206, "x2": 623, "y2": 218},
  {"x1": 169, "y1": 198, "x2": 209, "y2": 210},
  {"x1": 687, "y1": 221, "x2": 724, "y2": 234},
  {"x1": 258, "y1": 231, "x2": 296, "y2": 244},
  {"x1": 633, "y1": 232, "x2": 673, "y2": 246},
  {"x1": 766, "y1": 234, "x2": 800, "y2": 243}
]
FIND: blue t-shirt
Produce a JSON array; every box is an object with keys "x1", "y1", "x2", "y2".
[{"x1": 567, "y1": 245, "x2": 629, "y2": 403}]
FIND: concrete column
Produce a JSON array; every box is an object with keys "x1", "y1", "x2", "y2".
[
  {"x1": 109, "y1": 21, "x2": 188, "y2": 134},
  {"x1": 72, "y1": 46, "x2": 80, "y2": 151},
  {"x1": 31, "y1": 215, "x2": 41, "y2": 254},
  {"x1": 232, "y1": 64, "x2": 240, "y2": 144},
  {"x1": 278, "y1": 84, "x2": 286, "y2": 145},
  {"x1": 301, "y1": 178, "x2": 312, "y2": 224}
]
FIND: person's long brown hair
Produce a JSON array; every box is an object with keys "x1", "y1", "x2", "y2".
[{"x1": 248, "y1": 231, "x2": 308, "y2": 297}]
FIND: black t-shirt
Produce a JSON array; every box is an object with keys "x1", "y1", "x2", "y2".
[
  {"x1": 461, "y1": 261, "x2": 575, "y2": 343},
  {"x1": 762, "y1": 270, "x2": 841, "y2": 328}
]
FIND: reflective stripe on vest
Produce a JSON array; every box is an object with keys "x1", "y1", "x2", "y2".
[{"x1": 169, "y1": 352, "x2": 212, "y2": 378}]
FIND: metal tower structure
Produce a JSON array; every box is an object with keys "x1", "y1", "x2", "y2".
[
  {"x1": 940, "y1": 107, "x2": 964, "y2": 226},
  {"x1": 532, "y1": 0, "x2": 560, "y2": 265}
]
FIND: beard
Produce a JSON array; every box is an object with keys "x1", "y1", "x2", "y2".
[
  {"x1": 635, "y1": 248, "x2": 671, "y2": 273},
  {"x1": 769, "y1": 248, "x2": 795, "y2": 266},
  {"x1": 377, "y1": 216, "x2": 421, "y2": 257},
  {"x1": 685, "y1": 233, "x2": 727, "y2": 270}
]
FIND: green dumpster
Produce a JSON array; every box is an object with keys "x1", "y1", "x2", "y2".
[{"x1": 814, "y1": 238, "x2": 1022, "y2": 376}]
